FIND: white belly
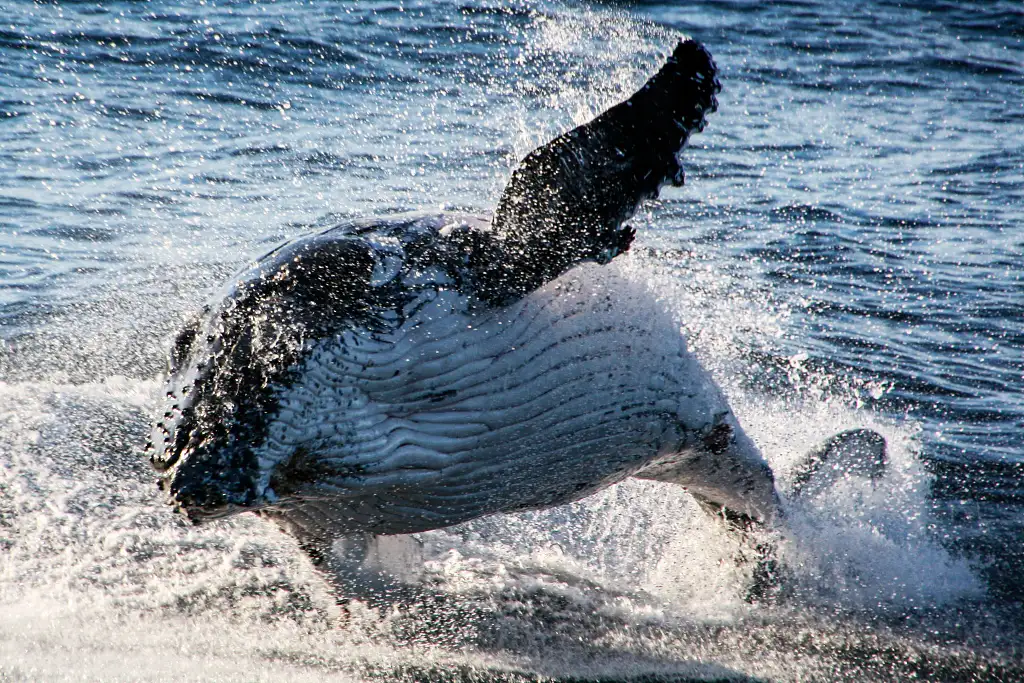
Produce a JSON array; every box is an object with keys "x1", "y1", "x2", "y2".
[{"x1": 255, "y1": 260, "x2": 731, "y2": 534}]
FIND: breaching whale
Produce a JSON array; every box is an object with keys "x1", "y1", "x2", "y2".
[{"x1": 147, "y1": 39, "x2": 886, "y2": 582}]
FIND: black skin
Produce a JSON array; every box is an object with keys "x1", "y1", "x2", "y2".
[{"x1": 477, "y1": 39, "x2": 720, "y2": 305}]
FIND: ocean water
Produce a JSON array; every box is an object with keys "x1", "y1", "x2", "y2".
[{"x1": 1, "y1": 0, "x2": 1022, "y2": 680}]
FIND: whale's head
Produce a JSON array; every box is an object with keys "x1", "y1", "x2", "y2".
[
  {"x1": 147, "y1": 234, "x2": 377, "y2": 523},
  {"x1": 148, "y1": 307, "x2": 271, "y2": 522}
]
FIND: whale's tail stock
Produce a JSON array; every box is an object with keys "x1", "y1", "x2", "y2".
[{"x1": 638, "y1": 424, "x2": 888, "y2": 602}]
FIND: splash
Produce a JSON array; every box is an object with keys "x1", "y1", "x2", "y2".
[{"x1": 0, "y1": 2, "x2": 1005, "y2": 681}]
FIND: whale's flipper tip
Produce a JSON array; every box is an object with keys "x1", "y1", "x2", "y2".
[
  {"x1": 790, "y1": 428, "x2": 889, "y2": 499},
  {"x1": 477, "y1": 38, "x2": 720, "y2": 306}
]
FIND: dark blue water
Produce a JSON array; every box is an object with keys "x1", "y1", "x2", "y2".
[{"x1": 1, "y1": 1, "x2": 1022, "y2": 680}]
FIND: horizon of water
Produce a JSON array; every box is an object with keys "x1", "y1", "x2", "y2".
[{"x1": 1, "y1": 1, "x2": 1022, "y2": 680}]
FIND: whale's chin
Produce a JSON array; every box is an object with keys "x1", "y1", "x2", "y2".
[{"x1": 225, "y1": 260, "x2": 725, "y2": 537}]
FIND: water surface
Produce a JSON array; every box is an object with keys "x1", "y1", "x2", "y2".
[{"x1": 1, "y1": 1, "x2": 1022, "y2": 680}]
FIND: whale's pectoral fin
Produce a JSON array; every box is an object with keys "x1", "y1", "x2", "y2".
[
  {"x1": 470, "y1": 38, "x2": 720, "y2": 305},
  {"x1": 789, "y1": 428, "x2": 888, "y2": 500}
]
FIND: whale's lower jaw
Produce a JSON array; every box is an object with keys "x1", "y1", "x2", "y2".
[{"x1": 242, "y1": 260, "x2": 732, "y2": 538}]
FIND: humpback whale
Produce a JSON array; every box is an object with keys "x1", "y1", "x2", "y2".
[{"x1": 147, "y1": 39, "x2": 886, "y2": 580}]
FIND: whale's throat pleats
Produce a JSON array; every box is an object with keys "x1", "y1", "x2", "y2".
[{"x1": 256, "y1": 263, "x2": 726, "y2": 537}]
